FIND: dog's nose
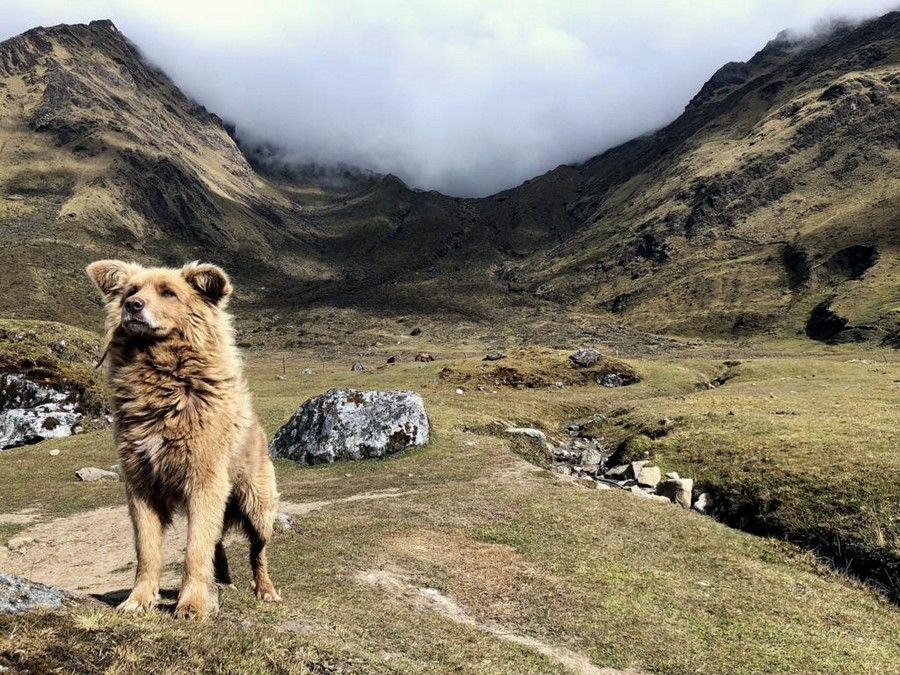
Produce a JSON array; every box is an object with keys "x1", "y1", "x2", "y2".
[{"x1": 124, "y1": 297, "x2": 144, "y2": 313}]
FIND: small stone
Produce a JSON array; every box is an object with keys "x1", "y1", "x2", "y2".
[
  {"x1": 657, "y1": 478, "x2": 694, "y2": 509},
  {"x1": 387, "y1": 356, "x2": 398, "y2": 364},
  {"x1": 7, "y1": 536, "x2": 33, "y2": 552},
  {"x1": 455, "y1": 387, "x2": 465, "y2": 395},
  {"x1": 273, "y1": 512, "x2": 293, "y2": 533},
  {"x1": 302, "y1": 368, "x2": 314, "y2": 375},
  {"x1": 414, "y1": 352, "x2": 435, "y2": 363},
  {"x1": 555, "y1": 381, "x2": 564, "y2": 389},
  {"x1": 5, "y1": 194, "x2": 24, "y2": 202},
  {"x1": 692, "y1": 493, "x2": 714, "y2": 515},
  {"x1": 410, "y1": 327, "x2": 422, "y2": 336},
  {"x1": 483, "y1": 352, "x2": 507, "y2": 361},
  {"x1": 75, "y1": 467, "x2": 119, "y2": 482},
  {"x1": 635, "y1": 465, "x2": 661, "y2": 488},
  {"x1": 49, "y1": 449, "x2": 60, "y2": 456},
  {"x1": 569, "y1": 348, "x2": 601, "y2": 368},
  {"x1": 505, "y1": 427, "x2": 547, "y2": 442},
  {"x1": 351, "y1": 361, "x2": 365, "y2": 372},
  {"x1": 665, "y1": 471, "x2": 680, "y2": 480},
  {"x1": 276, "y1": 374, "x2": 286, "y2": 381}
]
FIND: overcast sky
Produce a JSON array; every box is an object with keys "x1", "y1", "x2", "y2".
[{"x1": 2, "y1": 1, "x2": 899, "y2": 196}]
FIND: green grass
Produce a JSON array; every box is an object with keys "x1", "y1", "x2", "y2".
[{"x1": 2, "y1": 348, "x2": 900, "y2": 673}]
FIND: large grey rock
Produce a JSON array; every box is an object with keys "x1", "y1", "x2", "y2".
[
  {"x1": 269, "y1": 388, "x2": 430, "y2": 464},
  {"x1": 0, "y1": 374, "x2": 83, "y2": 450},
  {"x1": 658, "y1": 478, "x2": 694, "y2": 509},
  {"x1": 569, "y1": 348, "x2": 601, "y2": 368},
  {"x1": 75, "y1": 467, "x2": 119, "y2": 482},
  {"x1": 0, "y1": 573, "x2": 71, "y2": 614}
]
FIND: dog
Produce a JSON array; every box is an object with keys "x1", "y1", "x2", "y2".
[{"x1": 86, "y1": 260, "x2": 280, "y2": 620}]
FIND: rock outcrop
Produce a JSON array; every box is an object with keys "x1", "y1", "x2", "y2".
[{"x1": 0, "y1": 374, "x2": 83, "y2": 449}]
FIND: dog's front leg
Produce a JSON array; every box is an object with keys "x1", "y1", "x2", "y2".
[
  {"x1": 119, "y1": 489, "x2": 166, "y2": 613},
  {"x1": 175, "y1": 479, "x2": 228, "y2": 620}
]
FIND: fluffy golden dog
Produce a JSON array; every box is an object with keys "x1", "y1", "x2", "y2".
[{"x1": 87, "y1": 260, "x2": 280, "y2": 620}]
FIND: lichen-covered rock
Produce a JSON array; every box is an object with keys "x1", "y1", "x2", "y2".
[
  {"x1": 0, "y1": 373, "x2": 83, "y2": 450},
  {"x1": 269, "y1": 388, "x2": 430, "y2": 464},
  {"x1": 0, "y1": 573, "x2": 71, "y2": 614}
]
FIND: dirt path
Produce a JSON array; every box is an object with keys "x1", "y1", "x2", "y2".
[
  {"x1": 357, "y1": 569, "x2": 638, "y2": 675},
  {"x1": 0, "y1": 489, "x2": 415, "y2": 595}
]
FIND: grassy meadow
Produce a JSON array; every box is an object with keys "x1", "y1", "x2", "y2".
[{"x1": 1, "y1": 342, "x2": 899, "y2": 674}]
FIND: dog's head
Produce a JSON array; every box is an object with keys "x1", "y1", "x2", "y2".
[{"x1": 86, "y1": 260, "x2": 232, "y2": 341}]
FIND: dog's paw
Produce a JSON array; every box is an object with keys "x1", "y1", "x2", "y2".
[
  {"x1": 117, "y1": 589, "x2": 157, "y2": 613},
  {"x1": 175, "y1": 585, "x2": 218, "y2": 620},
  {"x1": 255, "y1": 582, "x2": 282, "y2": 603}
]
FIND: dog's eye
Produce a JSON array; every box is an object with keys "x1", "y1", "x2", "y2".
[{"x1": 161, "y1": 288, "x2": 177, "y2": 298}]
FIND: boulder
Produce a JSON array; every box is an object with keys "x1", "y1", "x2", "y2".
[
  {"x1": 635, "y1": 465, "x2": 662, "y2": 488},
  {"x1": 0, "y1": 573, "x2": 71, "y2": 614},
  {"x1": 269, "y1": 388, "x2": 430, "y2": 464},
  {"x1": 657, "y1": 478, "x2": 694, "y2": 509},
  {"x1": 75, "y1": 467, "x2": 119, "y2": 482},
  {"x1": 569, "y1": 348, "x2": 601, "y2": 368}
]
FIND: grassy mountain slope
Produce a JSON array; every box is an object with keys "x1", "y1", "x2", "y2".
[{"x1": 506, "y1": 16, "x2": 900, "y2": 344}]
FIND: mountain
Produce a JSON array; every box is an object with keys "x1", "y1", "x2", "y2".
[
  {"x1": 1, "y1": 17, "x2": 898, "y2": 345},
  {"x1": 502, "y1": 16, "x2": 900, "y2": 345}
]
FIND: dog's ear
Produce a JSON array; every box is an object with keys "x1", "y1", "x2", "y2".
[
  {"x1": 182, "y1": 262, "x2": 232, "y2": 306},
  {"x1": 86, "y1": 260, "x2": 137, "y2": 301}
]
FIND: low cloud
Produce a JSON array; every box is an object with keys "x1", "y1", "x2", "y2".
[{"x1": 2, "y1": 1, "x2": 899, "y2": 196}]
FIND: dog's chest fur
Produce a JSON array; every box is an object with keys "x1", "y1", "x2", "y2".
[{"x1": 110, "y1": 342, "x2": 241, "y2": 495}]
